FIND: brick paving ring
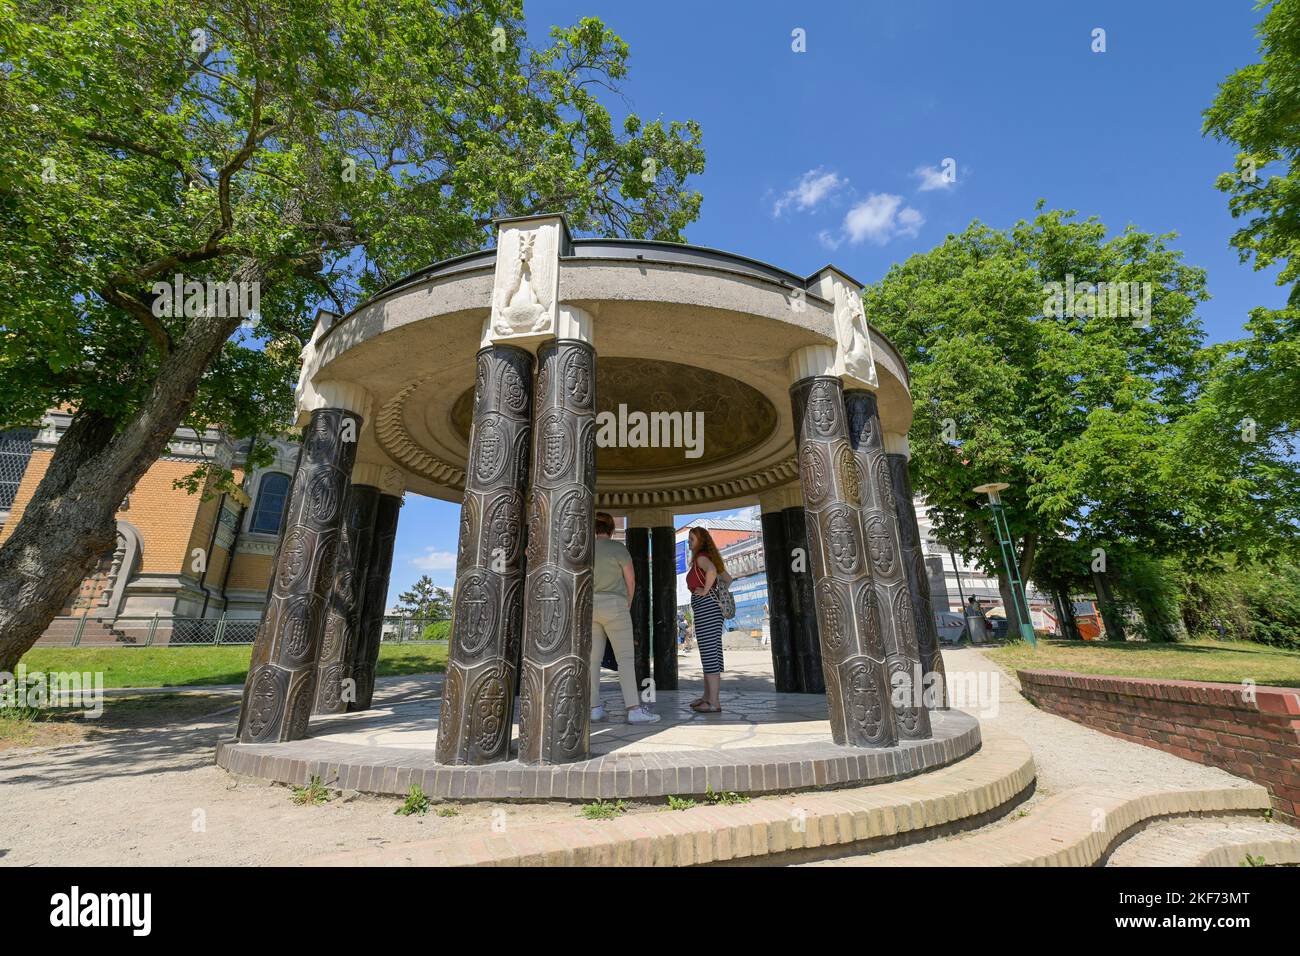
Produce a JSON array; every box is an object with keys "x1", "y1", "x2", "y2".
[{"x1": 214, "y1": 700, "x2": 981, "y2": 802}]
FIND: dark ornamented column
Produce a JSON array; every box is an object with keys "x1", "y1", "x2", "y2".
[
  {"x1": 782, "y1": 506, "x2": 824, "y2": 694},
  {"x1": 352, "y1": 490, "x2": 401, "y2": 711},
  {"x1": 758, "y1": 494, "x2": 799, "y2": 692},
  {"x1": 625, "y1": 524, "x2": 652, "y2": 692},
  {"x1": 314, "y1": 481, "x2": 379, "y2": 714},
  {"x1": 436, "y1": 345, "x2": 534, "y2": 765},
  {"x1": 238, "y1": 406, "x2": 361, "y2": 743},
  {"x1": 842, "y1": 389, "x2": 931, "y2": 741},
  {"x1": 790, "y1": 361, "x2": 897, "y2": 748},
  {"x1": 884, "y1": 437, "x2": 948, "y2": 711},
  {"x1": 650, "y1": 523, "x2": 679, "y2": 692},
  {"x1": 519, "y1": 330, "x2": 597, "y2": 765}
]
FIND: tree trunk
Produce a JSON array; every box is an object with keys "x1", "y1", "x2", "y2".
[{"x1": 0, "y1": 265, "x2": 261, "y2": 671}]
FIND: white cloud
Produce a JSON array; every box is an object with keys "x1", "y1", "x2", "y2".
[
  {"x1": 773, "y1": 168, "x2": 846, "y2": 217},
  {"x1": 412, "y1": 549, "x2": 456, "y2": 571},
  {"x1": 817, "y1": 229, "x2": 842, "y2": 251},
  {"x1": 842, "y1": 193, "x2": 924, "y2": 245},
  {"x1": 913, "y1": 163, "x2": 955, "y2": 192}
]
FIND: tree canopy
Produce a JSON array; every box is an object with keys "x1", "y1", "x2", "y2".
[
  {"x1": 0, "y1": 0, "x2": 705, "y2": 457},
  {"x1": 865, "y1": 205, "x2": 1213, "y2": 598},
  {"x1": 0, "y1": 0, "x2": 705, "y2": 666}
]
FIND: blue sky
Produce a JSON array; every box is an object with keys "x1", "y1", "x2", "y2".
[{"x1": 385, "y1": 0, "x2": 1285, "y2": 608}]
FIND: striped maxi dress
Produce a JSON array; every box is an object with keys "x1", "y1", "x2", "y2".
[{"x1": 687, "y1": 561, "x2": 725, "y2": 674}]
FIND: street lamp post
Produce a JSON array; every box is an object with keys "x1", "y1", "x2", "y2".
[{"x1": 973, "y1": 482, "x2": 1037, "y2": 646}]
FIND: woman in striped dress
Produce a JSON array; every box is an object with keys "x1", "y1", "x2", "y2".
[{"x1": 686, "y1": 526, "x2": 727, "y2": 713}]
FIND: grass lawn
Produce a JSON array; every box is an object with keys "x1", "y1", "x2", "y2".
[
  {"x1": 15, "y1": 641, "x2": 448, "y2": 689},
  {"x1": 984, "y1": 638, "x2": 1300, "y2": 688}
]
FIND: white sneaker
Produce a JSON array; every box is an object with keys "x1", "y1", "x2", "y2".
[
  {"x1": 627, "y1": 706, "x2": 661, "y2": 725},
  {"x1": 590, "y1": 704, "x2": 606, "y2": 722}
]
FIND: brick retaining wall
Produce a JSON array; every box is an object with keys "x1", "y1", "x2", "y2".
[{"x1": 1017, "y1": 669, "x2": 1300, "y2": 825}]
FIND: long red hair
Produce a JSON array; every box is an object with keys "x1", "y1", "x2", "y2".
[{"x1": 689, "y1": 526, "x2": 726, "y2": 576}]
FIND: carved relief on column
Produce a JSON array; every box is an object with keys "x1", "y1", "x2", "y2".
[
  {"x1": 238, "y1": 407, "x2": 360, "y2": 743},
  {"x1": 782, "y1": 506, "x2": 823, "y2": 694},
  {"x1": 625, "y1": 525, "x2": 652, "y2": 691},
  {"x1": 759, "y1": 510, "x2": 798, "y2": 692},
  {"x1": 885, "y1": 444, "x2": 948, "y2": 709},
  {"x1": 436, "y1": 345, "x2": 534, "y2": 765},
  {"x1": 790, "y1": 372, "x2": 897, "y2": 748},
  {"x1": 352, "y1": 489, "x2": 401, "y2": 711},
  {"x1": 845, "y1": 392, "x2": 932, "y2": 739},
  {"x1": 518, "y1": 336, "x2": 597, "y2": 765},
  {"x1": 650, "y1": 525, "x2": 678, "y2": 692},
  {"x1": 314, "y1": 483, "x2": 379, "y2": 714}
]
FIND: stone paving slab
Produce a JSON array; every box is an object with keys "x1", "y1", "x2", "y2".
[
  {"x1": 305, "y1": 731, "x2": 1036, "y2": 866},
  {"x1": 1106, "y1": 816, "x2": 1300, "y2": 867},
  {"x1": 216, "y1": 653, "x2": 981, "y2": 801},
  {"x1": 216, "y1": 706, "x2": 981, "y2": 801},
  {"x1": 811, "y1": 782, "x2": 1272, "y2": 867}
]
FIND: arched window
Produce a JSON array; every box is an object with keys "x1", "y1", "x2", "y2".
[{"x1": 249, "y1": 472, "x2": 291, "y2": 535}]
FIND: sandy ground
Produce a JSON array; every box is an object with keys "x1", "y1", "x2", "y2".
[
  {"x1": 0, "y1": 681, "x2": 630, "y2": 867},
  {"x1": 0, "y1": 646, "x2": 1259, "y2": 866}
]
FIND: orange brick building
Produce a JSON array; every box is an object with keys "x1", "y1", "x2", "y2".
[{"x1": 0, "y1": 409, "x2": 298, "y2": 643}]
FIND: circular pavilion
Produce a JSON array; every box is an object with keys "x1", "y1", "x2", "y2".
[{"x1": 219, "y1": 213, "x2": 972, "y2": 799}]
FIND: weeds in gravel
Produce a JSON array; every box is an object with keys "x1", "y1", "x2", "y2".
[
  {"x1": 704, "y1": 787, "x2": 748, "y2": 806},
  {"x1": 666, "y1": 795, "x2": 697, "y2": 811},
  {"x1": 582, "y1": 799, "x2": 628, "y2": 820},
  {"x1": 395, "y1": 785, "x2": 431, "y2": 816},
  {"x1": 291, "y1": 776, "x2": 331, "y2": 806}
]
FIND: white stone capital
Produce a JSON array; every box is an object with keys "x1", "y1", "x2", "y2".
[
  {"x1": 353, "y1": 462, "x2": 406, "y2": 496},
  {"x1": 788, "y1": 344, "x2": 837, "y2": 384},
  {"x1": 296, "y1": 377, "x2": 372, "y2": 427},
  {"x1": 555, "y1": 303, "x2": 593, "y2": 344},
  {"x1": 883, "y1": 432, "x2": 910, "y2": 458},
  {"x1": 758, "y1": 485, "x2": 804, "y2": 513},
  {"x1": 625, "y1": 508, "x2": 676, "y2": 529}
]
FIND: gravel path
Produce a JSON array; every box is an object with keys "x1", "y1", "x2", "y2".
[
  {"x1": 945, "y1": 646, "x2": 1257, "y2": 803},
  {"x1": 0, "y1": 646, "x2": 1261, "y2": 866}
]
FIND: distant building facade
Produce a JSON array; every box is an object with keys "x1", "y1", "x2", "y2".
[{"x1": 0, "y1": 409, "x2": 297, "y2": 643}]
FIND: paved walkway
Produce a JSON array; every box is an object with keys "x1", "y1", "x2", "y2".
[
  {"x1": 1106, "y1": 816, "x2": 1300, "y2": 867},
  {"x1": 941, "y1": 646, "x2": 1254, "y2": 804},
  {"x1": 312, "y1": 651, "x2": 833, "y2": 755}
]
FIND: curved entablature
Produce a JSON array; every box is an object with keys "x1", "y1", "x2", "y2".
[{"x1": 299, "y1": 216, "x2": 914, "y2": 508}]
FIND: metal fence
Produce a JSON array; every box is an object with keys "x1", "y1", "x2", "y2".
[
  {"x1": 40, "y1": 612, "x2": 449, "y2": 647},
  {"x1": 168, "y1": 617, "x2": 260, "y2": 645},
  {"x1": 380, "y1": 616, "x2": 450, "y2": 642}
]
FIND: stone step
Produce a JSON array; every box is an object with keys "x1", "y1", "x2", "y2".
[
  {"x1": 306, "y1": 731, "x2": 1037, "y2": 867},
  {"x1": 1105, "y1": 815, "x2": 1300, "y2": 867},
  {"x1": 807, "y1": 781, "x2": 1271, "y2": 867},
  {"x1": 36, "y1": 615, "x2": 126, "y2": 645}
]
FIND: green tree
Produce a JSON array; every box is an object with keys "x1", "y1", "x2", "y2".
[
  {"x1": 1192, "y1": 0, "x2": 1300, "y2": 557},
  {"x1": 864, "y1": 206, "x2": 1211, "y2": 636},
  {"x1": 0, "y1": 0, "x2": 704, "y2": 669},
  {"x1": 396, "y1": 575, "x2": 452, "y2": 621}
]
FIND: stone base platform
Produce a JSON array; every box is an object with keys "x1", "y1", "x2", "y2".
[{"x1": 216, "y1": 664, "x2": 981, "y2": 802}]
